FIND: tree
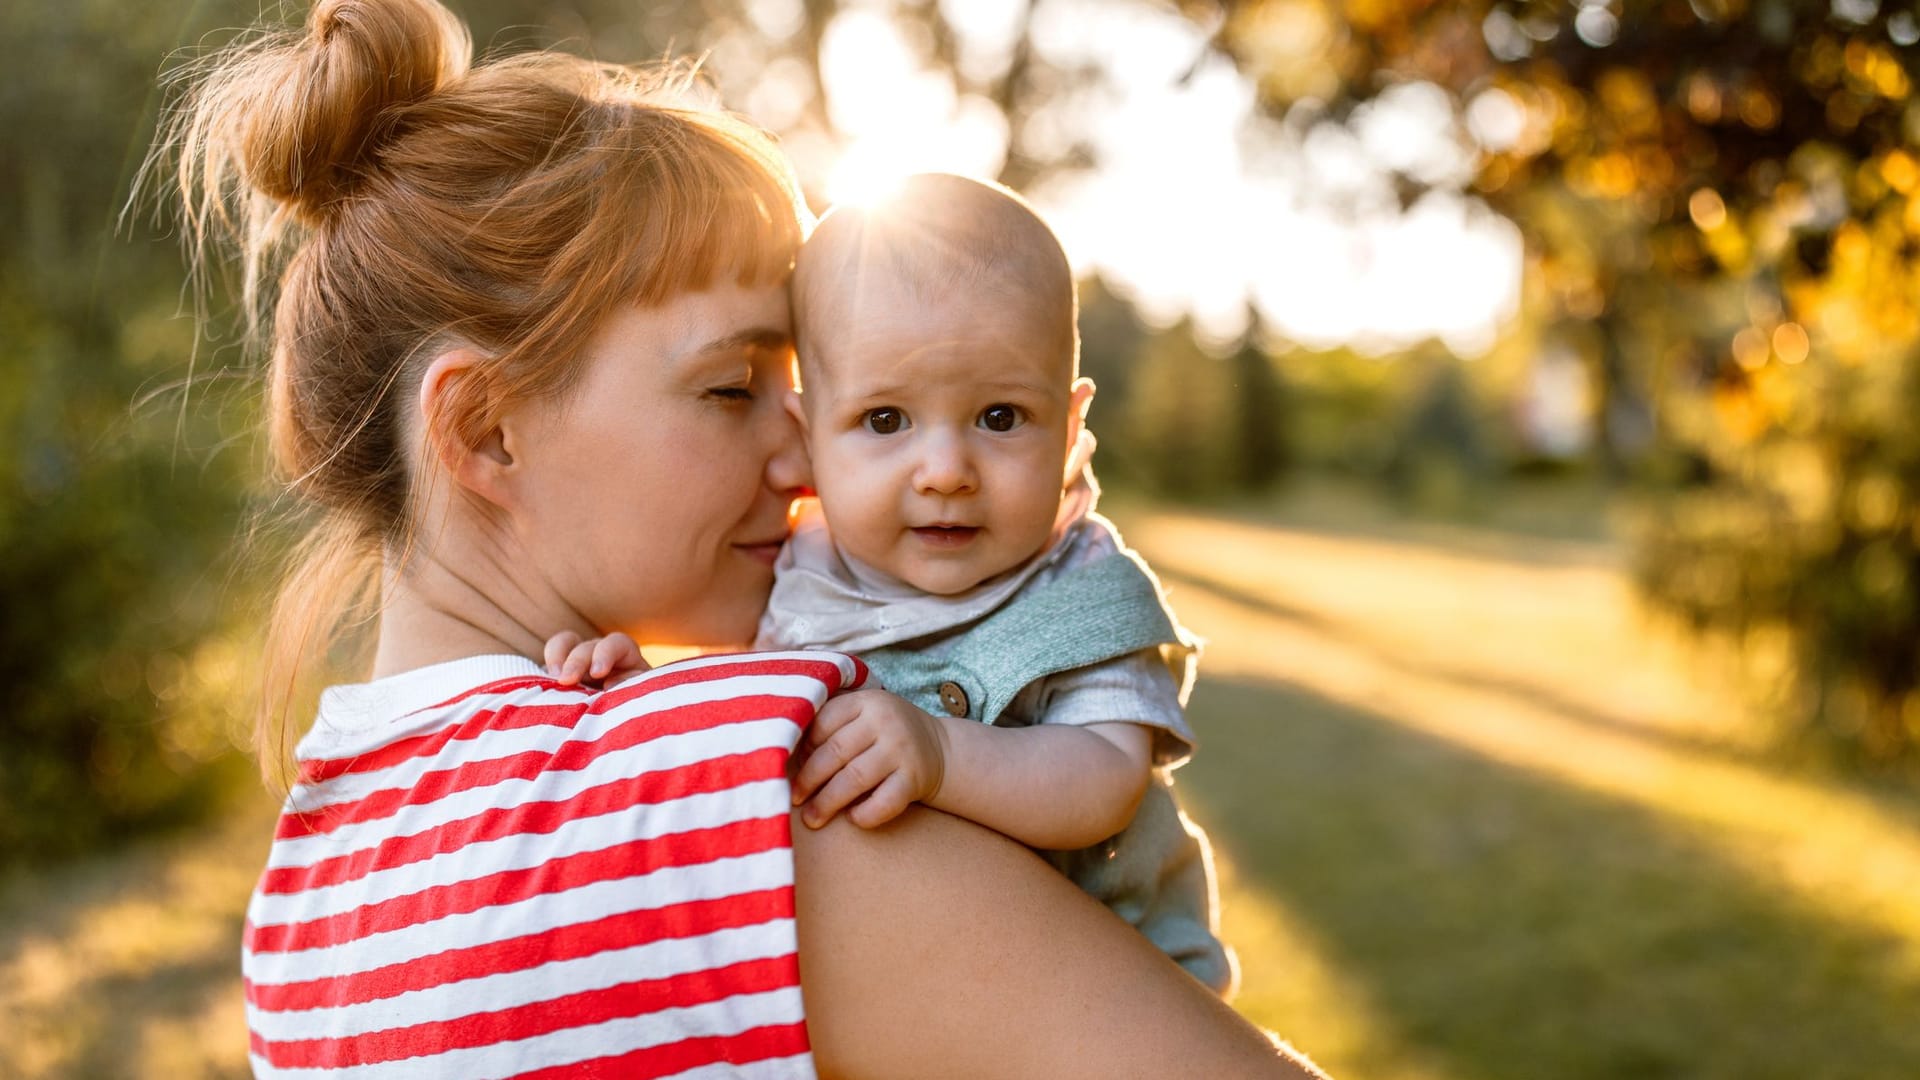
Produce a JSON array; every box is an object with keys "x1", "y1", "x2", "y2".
[
  {"x1": 0, "y1": 0, "x2": 272, "y2": 862},
  {"x1": 1191, "y1": 0, "x2": 1920, "y2": 760}
]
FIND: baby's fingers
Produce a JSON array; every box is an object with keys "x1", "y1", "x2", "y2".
[
  {"x1": 792, "y1": 718, "x2": 877, "y2": 810},
  {"x1": 558, "y1": 640, "x2": 600, "y2": 686},
  {"x1": 543, "y1": 632, "x2": 582, "y2": 678},
  {"x1": 803, "y1": 693, "x2": 865, "y2": 752},
  {"x1": 800, "y1": 746, "x2": 892, "y2": 830},
  {"x1": 591, "y1": 633, "x2": 646, "y2": 681},
  {"x1": 844, "y1": 772, "x2": 917, "y2": 830}
]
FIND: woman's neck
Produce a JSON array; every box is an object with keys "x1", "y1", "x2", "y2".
[{"x1": 370, "y1": 545, "x2": 574, "y2": 679}]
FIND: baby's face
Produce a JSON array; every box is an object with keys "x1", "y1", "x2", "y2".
[{"x1": 796, "y1": 277, "x2": 1088, "y2": 596}]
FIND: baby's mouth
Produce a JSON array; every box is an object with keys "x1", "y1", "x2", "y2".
[{"x1": 911, "y1": 525, "x2": 980, "y2": 548}]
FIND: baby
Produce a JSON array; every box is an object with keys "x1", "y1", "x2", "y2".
[{"x1": 551, "y1": 173, "x2": 1233, "y2": 994}]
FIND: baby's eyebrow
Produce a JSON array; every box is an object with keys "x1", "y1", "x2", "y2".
[
  {"x1": 844, "y1": 376, "x2": 1057, "y2": 401},
  {"x1": 965, "y1": 378, "x2": 1062, "y2": 401},
  {"x1": 986, "y1": 379, "x2": 1058, "y2": 397}
]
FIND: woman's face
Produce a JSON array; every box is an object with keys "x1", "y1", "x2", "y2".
[{"x1": 512, "y1": 282, "x2": 808, "y2": 646}]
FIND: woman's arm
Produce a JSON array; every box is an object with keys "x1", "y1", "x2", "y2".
[{"x1": 791, "y1": 805, "x2": 1328, "y2": 1080}]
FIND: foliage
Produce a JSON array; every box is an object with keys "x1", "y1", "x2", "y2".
[
  {"x1": 1634, "y1": 346, "x2": 1920, "y2": 761},
  {"x1": 0, "y1": 1, "x2": 280, "y2": 864},
  {"x1": 1080, "y1": 278, "x2": 1290, "y2": 498},
  {"x1": 1198, "y1": 0, "x2": 1920, "y2": 760}
]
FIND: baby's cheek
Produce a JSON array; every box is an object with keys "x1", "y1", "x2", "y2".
[
  {"x1": 849, "y1": 507, "x2": 902, "y2": 561},
  {"x1": 818, "y1": 489, "x2": 890, "y2": 555}
]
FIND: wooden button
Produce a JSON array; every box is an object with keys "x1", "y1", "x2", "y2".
[{"x1": 937, "y1": 681, "x2": 970, "y2": 717}]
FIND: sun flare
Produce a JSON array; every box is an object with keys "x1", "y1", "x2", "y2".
[{"x1": 822, "y1": 142, "x2": 917, "y2": 209}]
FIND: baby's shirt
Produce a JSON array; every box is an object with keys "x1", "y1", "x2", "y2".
[
  {"x1": 998, "y1": 647, "x2": 1189, "y2": 756},
  {"x1": 758, "y1": 501, "x2": 1236, "y2": 995}
]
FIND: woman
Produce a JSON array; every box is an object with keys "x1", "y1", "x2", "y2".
[{"x1": 163, "y1": 0, "x2": 1325, "y2": 1075}]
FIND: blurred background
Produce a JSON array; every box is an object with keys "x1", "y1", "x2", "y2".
[{"x1": 4, "y1": 0, "x2": 1919, "y2": 1075}]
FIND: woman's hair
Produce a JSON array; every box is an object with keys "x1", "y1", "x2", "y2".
[{"x1": 153, "y1": 0, "x2": 808, "y2": 779}]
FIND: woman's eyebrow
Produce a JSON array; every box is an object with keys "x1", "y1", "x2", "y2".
[{"x1": 683, "y1": 326, "x2": 793, "y2": 359}]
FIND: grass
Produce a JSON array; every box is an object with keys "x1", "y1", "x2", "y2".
[
  {"x1": 0, "y1": 789, "x2": 273, "y2": 1079},
  {"x1": 4, "y1": 483, "x2": 1918, "y2": 1077},
  {"x1": 1111, "y1": 487, "x2": 1920, "y2": 1079}
]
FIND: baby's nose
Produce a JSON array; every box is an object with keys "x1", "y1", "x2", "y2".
[{"x1": 912, "y1": 436, "x2": 977, "y2": 495}]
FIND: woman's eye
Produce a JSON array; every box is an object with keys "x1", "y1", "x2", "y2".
[
  {"x1": 979, "y1": 404, "x2": 1021, "y2": 432},
  {"x1": 707, "y1": 386, "x2": 754, "y2": 403},
  {"x1": 864, "y1": 408, "x2": 906, "y2": 435}
]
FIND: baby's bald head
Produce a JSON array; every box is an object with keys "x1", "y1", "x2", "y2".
[{"x1": 792, "y1": 174, "x2": 1078, "y2": 388}]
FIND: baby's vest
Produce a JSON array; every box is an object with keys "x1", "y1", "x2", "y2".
[
  {"x1": 856, "y1": 551, "x2": 1196, "y2": 726},
  {"x1": 857, "y1": 551, "x2": 1234, "y2": 995}
]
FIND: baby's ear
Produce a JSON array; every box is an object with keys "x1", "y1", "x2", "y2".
[
  {"x1": 1063, "y1": 377, "x2": 1098, "y2": 480},
  {"x1": 1068, "y1": 377, "x2": 1096, "y2": 425}
]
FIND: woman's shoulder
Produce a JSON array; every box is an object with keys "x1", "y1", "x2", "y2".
[
  {"x1": 294, "y1": 649, "x2": 867, "y2": 772},
  {"x1": 249, "y1": 648, "x2": 866, "y2": 1078},
  {"x1": 595, "y1": 649, "x2": 870, "y2": 720}
]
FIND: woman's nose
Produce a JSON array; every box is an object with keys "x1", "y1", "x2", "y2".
[{"x1": 913, "y1": 433, "x2": 976, "y2": 495}]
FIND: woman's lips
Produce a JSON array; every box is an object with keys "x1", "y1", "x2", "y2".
[
  {"x1": 733, "y1": 537, "x2": 786, "y2": 565},
  {"x1": 912, "y1": 525, "x2": 980, "y2": 548}
]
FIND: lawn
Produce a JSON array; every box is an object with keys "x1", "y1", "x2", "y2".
[
  {"x1": 1121, "y1": 488, "x2": 1920, "y2": 1079},
  {"x1": 4, "y1": 487, "x2": 1918, "y2": 1078}
]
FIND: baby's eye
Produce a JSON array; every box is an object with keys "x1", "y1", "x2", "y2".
[
  {"x1": 979, "y1": 404, "x2": 1022, "y2": 432},
  {"x1": 706, "y1": 386, "x2": 754, "y2": 403},
  {"x1": 864, "y1": 407, "x2": 907, "y2": 435}
]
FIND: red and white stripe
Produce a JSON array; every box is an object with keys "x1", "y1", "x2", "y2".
[{"x1": 243, "y1": 650, "x2": 863, "y2": 1080}]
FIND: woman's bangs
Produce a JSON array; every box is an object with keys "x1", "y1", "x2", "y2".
[{"x1": 625, "y1": 117, "x2": 808, "y2": 304}]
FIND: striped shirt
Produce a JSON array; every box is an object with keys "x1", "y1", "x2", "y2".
[{"x1": 242, "y1": 650, "x2": 865, "y2": 1079}]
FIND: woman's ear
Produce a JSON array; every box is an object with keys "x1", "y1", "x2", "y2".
[{"x1": 418, "y1": 349, "x2": 515, "y2": 505}]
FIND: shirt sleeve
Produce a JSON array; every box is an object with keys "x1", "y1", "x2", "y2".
[{"x1": 1018, "y1": 648, "x2": 1196, "y2": 768}]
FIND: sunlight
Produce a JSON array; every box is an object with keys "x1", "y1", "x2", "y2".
[
  {"x1": 823, "y1": 143, "x2": 916, "y2": 209},
  {"x1": 803, "y1": 0, "x2": 1523, "y2": 354},
  {"x1": 815, "y1": 8, "x2": 1008, "y2": 209}
]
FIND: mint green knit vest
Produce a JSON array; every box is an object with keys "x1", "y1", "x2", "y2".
[{"x1": 857, "y1": 551, "x2": 1196, "y2": 725}]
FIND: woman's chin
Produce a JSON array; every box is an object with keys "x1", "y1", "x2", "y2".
[{"x1": 650, "y1": 599, "x2": 768, "y2": 654}]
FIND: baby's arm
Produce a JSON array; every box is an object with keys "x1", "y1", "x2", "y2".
[
  {"x1": 792, "y1": 689, "x2": 1151, "y2": 850},
  {"x1": 930, "y1": 715, "x2": 1151, "y2": 850}
]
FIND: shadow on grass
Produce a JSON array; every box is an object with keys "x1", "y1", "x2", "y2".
[
  {"x1": 61, "y1": 942, "x2": 250, "y2": 1079},
  {"x1": 1159, "y1": 562, "x2": 1920, "y2": 827},
  {"x1": 0, "y1": 798, "x2": 269, "y2": 1079},
  {"x1": 1185, "y1": 674, "x2": 1920, "y2": 1080}
]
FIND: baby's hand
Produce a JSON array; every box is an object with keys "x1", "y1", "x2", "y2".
[
  {"x1": 542, "y1": 631, "x2": 649, "y2": 687},
  {"x1": 791, "y1": 689, "x2": 947, "y2": 830}
]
